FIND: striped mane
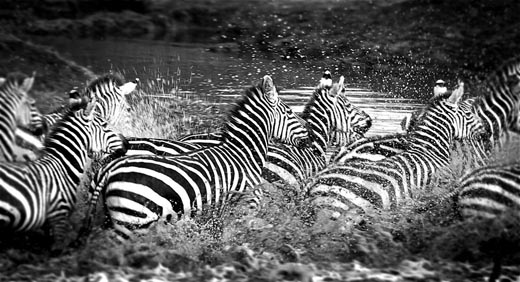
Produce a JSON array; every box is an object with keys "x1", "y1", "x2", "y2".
[
  {"x1": 300, "y1": 86, "x2": 325, "y2": 121},
  {"x1": 0, "y1": 72, "x2": 29, "y2": 97},
  {"x1": 407, "y1": 92, "x2": 454, "y2": 132},
  {"x1": 221, "y1": 84, "x2": 263, "y2": 140}
]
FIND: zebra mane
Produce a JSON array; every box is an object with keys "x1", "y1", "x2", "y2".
[
  {"x1": 300, "y1": 85, "x2": 327, "y2": 121},
  {"x1": 221, "y1": 84, "x2": 262, "y2": 137},
  {"x1": 0, "y1": 72, "x2": 30, "y2": 96},
  {"x1": 85, "y1": 73, "x2": 125, "y2": 95},
  {"x1": 407, "y1": 92, "x2": 454, "y2": 132}
]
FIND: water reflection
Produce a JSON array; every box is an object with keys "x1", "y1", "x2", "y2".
[{"x1": 34, "y1": 37, "x2": 424, "y2": 136}]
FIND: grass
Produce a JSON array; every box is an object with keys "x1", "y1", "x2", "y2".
[{"x1": 2, "y1": 76, "x2": 520, "y2": 281}]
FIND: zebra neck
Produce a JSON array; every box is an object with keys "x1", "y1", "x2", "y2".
[
  {"x1": 476, "y1": 89, "x2": 517, "y2": 148},
  {"x1": 306, "y1": 115, "x2": 331, "y2": 156},
  {"x1": 221, "y1": 120, "x2": 269, "y2": 174},
  {"x1": 408, "y1": 124, "x2": 452, "y2": 160}
]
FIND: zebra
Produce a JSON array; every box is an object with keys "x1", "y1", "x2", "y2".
[
  {"x1": 0, "y1": 97, "x2": 128, "y2": 252},
  {"x1": 306, "y1": 84, "x2": 484, "y2": 216},
  {"x1": 457, "y1": 162, "x2": 520, "y2": 219},
  {"x1": 332, "y1": 83, "x2": 488, "y2": 166},
  {"x1": 12, "y1": 74, "x2": 138, "y2": 160},
  {"x1": 455, "y1": 56, "x2": 520, "y2": 220},
  {"x1": 44, "y1": 74, "x2": 138, "y2": 129},
  {"x1": 261, "y1": 74, "x2": 371, "y2": 188},
  {"x1": 178, "y1": 72, "x2": 372, "y2": 188},
  {"x1": 85, "y1": 75, "x2": 309, "y2": 238},
  {"x1": 0, "y1": 72, "x2": 44, "y2": 162}
]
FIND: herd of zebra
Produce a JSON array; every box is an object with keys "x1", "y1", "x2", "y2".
[{"x1": 0, "y1": 56, "x2": 519, "y2": 258}]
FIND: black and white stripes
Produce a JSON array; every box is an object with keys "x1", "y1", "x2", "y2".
[
  {"x1": 86, "y1": 75, "x2": 309, "y2": 238},
  {"x1": 0, "y1": 72, "x2": 42, "y2": 162},
  {"x1": 0, "y1": 98, "x2": 127, "y2": 251},
  {"x1": 307, "y1": 84, "x2": 484, "y2": 214}
]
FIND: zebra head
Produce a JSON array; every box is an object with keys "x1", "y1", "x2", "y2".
[
  {"x1": 329, "y1": 76, "x2": 372, "y2": 145},
  {"x1": 413, "y1": 81, "x2": 484, "y2": 141},
  {"x1": 259, "y1": 75, "x2": 309, "y2": 147},
  {"x1": 82, "y1": 74, "x2": 138, "y2": 125},
  {"x1": 1, "y1": 72, "x2": 43, "y2": 133},
  {"x1": 75, "y1": 95, "x2": 128, "y2": 159}
]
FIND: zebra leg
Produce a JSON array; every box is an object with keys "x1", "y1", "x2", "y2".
[
  {"x1": 45, "y1": 215, "x2": 70, "y2": 254},
  {"x1": 75, "y1": 172, "x2": 108, "y2": 245}
]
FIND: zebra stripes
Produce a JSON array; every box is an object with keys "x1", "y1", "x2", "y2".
[
  {"x1": 0, "y1": 72, "x2": 43, "y2": 162},
  {"x1": 86, "y1": 75, "x2": 309, "y2": 238},
  {"x1": 457, "y1": 163, "x2": 520, "y2": 219},
  {"x1": 85, "y1": 74, "x2": 138, "y2": 127},
  {"x1": 307, "y1": 85, "x2": 484, "y2": 214},
  {"x1": 455, "y1": 57, "x2": 520, "y2": 219},
  {"x1": 473, "y1": 56, "x2": 520, "y2": 151},
  {"x1": 332, "y1": 97, "x2": 488, "y2": 166},
  {"x1": 0, "y1": 98, "x2": 127, "y2": 251},
  {"x1": 12, "y1": 74, "x2": 137, "y2": 160},
  {"x1": 262, "y1": 74, "x2": 371, "y2": 188},
  {"x1": 179, "y1": 72, "x2": 372, "y2": 188}
]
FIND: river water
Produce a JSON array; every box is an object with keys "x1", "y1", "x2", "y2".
[{"x1": 36, "y1": 37, "x2": 425, "y2": 137}]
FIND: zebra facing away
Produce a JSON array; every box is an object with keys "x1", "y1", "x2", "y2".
[
  {"x1": 455, "y1": 57, "x2": 520, "y2": 220},
  {"x1": 306, "y1": 84, "x2": 484, "y2": 216},
  {"x1": 332, "y1": 82, "x2": 488, "y2": 166},
  {"x1": 0, "y1": 96, "x2": 128, "y2": 251},
  {"x1": 86, "y1": 75, "x2": 309, "y2": 238},
  {"x1": 0, "y1": 72, "x2": 43, "y2": 162}
]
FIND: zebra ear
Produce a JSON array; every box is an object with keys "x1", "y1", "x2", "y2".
[
  {"x1": 447, "y1": 80, "x2": 464, "y2": 105},
  {"x1": 120, "y1": 78, "x2": 138, "y2": 95},
  {"x1": 83, "y1": 95, "x2": 98, "y2": 119},
  {"x1": 0, "y1": 77, "x2": 5, "y2": 86},
  {"x1": 261, "y1": 75, "x2": 278, "y2": 103},
  {"x1": 330, "y1": 76, "x2": 345, "y2": 97},
  {"x1": 20, "y1": 75, "x2": 35, "y2": 94}
]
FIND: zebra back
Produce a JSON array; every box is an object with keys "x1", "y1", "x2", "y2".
[
  {"x1": 307, "y1": 87, "x2": 484, "y2": 215},
  {"x1": 87, "y1": 75, "x2": 308, "y2": 238},
  {"x1": 457, "y1": 162, "x2": 520, "y2": 219},
  {"x1": 0, "y1": 72, "x2": 43, "y2": 162},
  {"x1": 178, "y1": 132, "x2": 223, "y2": 146},
  {"x1": 0, "y1": 98, "x2": 127, "y2": 251}
]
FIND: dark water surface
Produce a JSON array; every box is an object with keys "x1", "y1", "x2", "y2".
[{"x1": 36, "y1": 37, "x2": 425, "y2": 136}]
